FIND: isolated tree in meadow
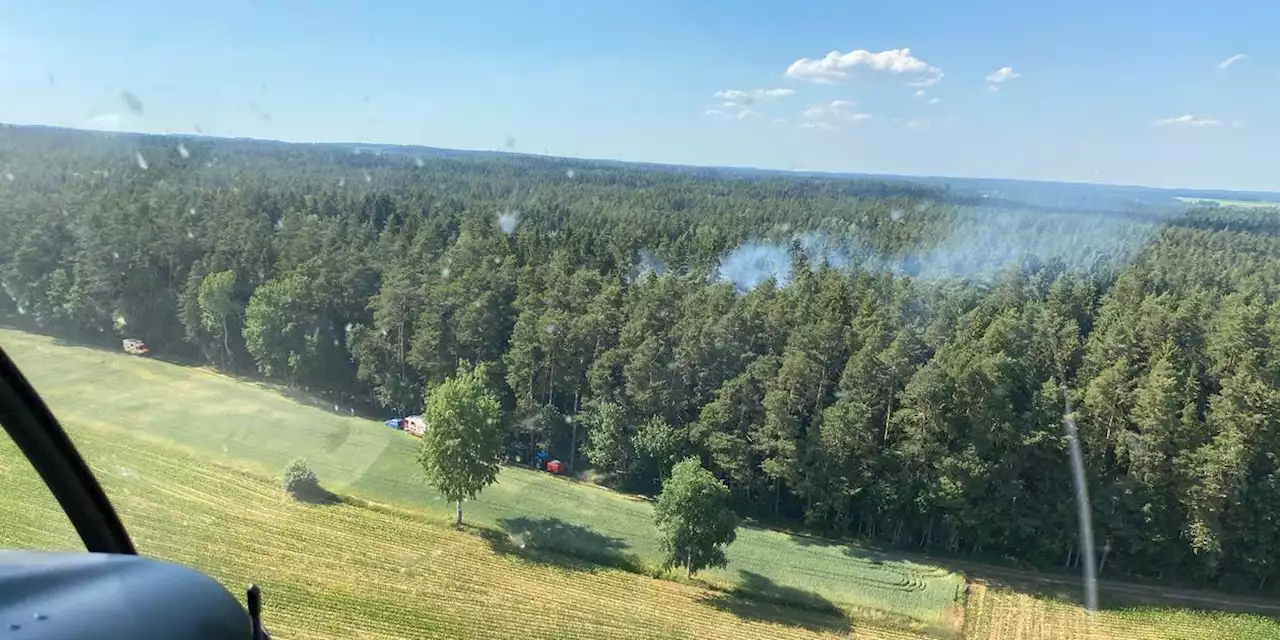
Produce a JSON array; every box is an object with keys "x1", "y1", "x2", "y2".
[
  {"x1": 654, "y1": 457, "x2": 739, "y2": 578},
  {"x1": 418, "y1": 362, "x2": 503, "y2": 526}
]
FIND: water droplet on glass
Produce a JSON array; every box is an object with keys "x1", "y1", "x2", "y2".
[
  {"x1": 440, "y1": 267, "x2": 451, "y2": 279},
  {"x1": 33, "y1": 613, "x2": 47, "y2": 621},
  {"x1": 504, "y1": 136, "x2": 516, "y2": 150},
  {"x1": 186, "y1": 231, "x2": 194, "y2": 239},
  {"x1": 890, "y1": 209, "x2": 904, "y2": 222},
  {"x1": 9, "y1": 623, "x2": 21, "y2": 631},
  {"x1": 135, "y1": 151, "x2": 149, "y2": 170},
  {"x1": 337, "y1": 177, "x2": 345, "y2": 187},
  {"x1": 497, "y1": 211, "x2": 519, "y2": 235},
  {"x1": 3, "y1": 172, "x2": 13, "y2": 182},
  {"x1": 565, "y1": 169, "x2": 575, "y2": 179},
  {"x1": 121, "y1": 91, "x2": 144, "y2": 115},
  {"x1": 544, "y1": 323, "x2": 558, "y2": 334},
  {"x1": 177, "y1": 143, "x2": 189, "y2": 159},
  {"x1": 414, "y1": 157, "x2": 424, "y2": 168},
  {"x1": 112, "y1": 252, "x2": 120, "y2": 259},
  {"x1": 363, "y1": 169, "x2": 372, "y2": 183}
]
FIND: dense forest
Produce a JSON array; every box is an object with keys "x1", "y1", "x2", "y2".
[{"x1": 2, "y1": 125, "x2": 1278, "y2": 593}]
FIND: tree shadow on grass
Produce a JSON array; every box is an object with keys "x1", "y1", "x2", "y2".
[
  {"x1": 471, "y1": 516, "x2": 644, "y2": 574},
  {"x1": 290, "y1": 483, "x2": 342, "y2": 505},
  {"x1": 700, "y1": 570, "x2": 850, "y2": 634}
]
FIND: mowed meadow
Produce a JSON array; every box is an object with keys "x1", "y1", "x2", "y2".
[
  {"x1": 0, "y1": 429, "x2": 911, "y2": 640},
  {"x1": 3, "y1": 328, "x2": 1280, "y2": 639},
  {"x1": 962, "y1": 584, "x2": 1280, "y2": 640},
  {"x1": 0, "y1": 328, "x2": 963, "y2": 636}
]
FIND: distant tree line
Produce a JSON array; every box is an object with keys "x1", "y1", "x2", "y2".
[{"x1": 1, "y1": 126, "x2": 1277, "y2": 592}]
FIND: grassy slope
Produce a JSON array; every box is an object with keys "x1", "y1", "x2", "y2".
[
  {"x1": 0, "y1": 328, "x2": 962, "y2": 633},
  {"x1": 2, "y1": 427, "x2": 930, "y2": 640},
  {"x1": 963, "y1": 584, "x2": 1280, "y2": 640}
]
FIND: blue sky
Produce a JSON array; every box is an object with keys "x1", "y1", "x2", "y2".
[{"x1": 1, "y1": 0, "x2": 1277, "y2": 190}]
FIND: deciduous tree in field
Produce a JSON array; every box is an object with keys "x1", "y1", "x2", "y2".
[
  {"x1": 418, "y1": 362, "x2": 503, "y2": 526},
  {"x1": 654, "y1": 457, "x2": 739, "y2": 578}
]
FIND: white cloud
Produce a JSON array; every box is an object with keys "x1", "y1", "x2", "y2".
[
  {"x1": 798, "y1": 121, "x2": 837, "y2": 131},
  {"x1": 706, "y1": 88, "x2": 794, "y2": 120},
  {"x1": 906, "y1": 71, "x2": 944, "y2": 88},
  {"x1": 915, "y1": 89, "x2": 927, "y2": 97},
  {"x1": 713, "y1": 88, "x2": 796, "y2": 104},
  {"x1": 86, "y1": 113, "x2": 123, "y2": 130},
  {"x1": 785, "y1": 47, "x2": 943, "y2": 87},
  {"x1": 986, "y1": 67, "x2": 1020, "y2": 83},
  {"x1": 801, "y1": 100, "x2": 866, "y2": 118},
  {"x1": 714, "y1": 89, "x2": 750, "y2": 102},
  {"x1": 1154, "y1": 114, "x2": 1221, "y2": 127},
  {"x1": 1218, "y1": 53, "x2": 1247, "y2": 69},
  {"x1": 798, "y1": 100, "x2": 871, "y2": 129},
  {"x1": 985, "y1": 67, "x2": 1020, "y2": 91},
  {"x1": 928, "y1": 97, "x2": 942, "y2": 104}
]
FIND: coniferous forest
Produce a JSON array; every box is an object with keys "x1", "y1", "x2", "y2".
[{"x1": 2, "y1": 125, "x2": 1279, "y2": 593}]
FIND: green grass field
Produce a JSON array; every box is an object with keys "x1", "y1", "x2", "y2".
[
  {"x1": 3, "y1": 328, "x2": 1279, "y2": 639},
  {"x1": 0, "y1": 328, "x2": 963, "y2": 635},
  {"x1": 962, "y1": 583, "x2": 1280, "y2": 640},
  {"x1": 4, "y1": 426, "x2": 936, "y2": 639}
]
